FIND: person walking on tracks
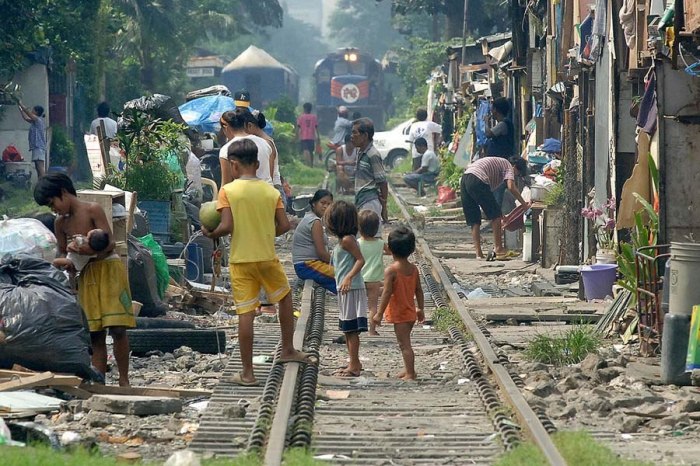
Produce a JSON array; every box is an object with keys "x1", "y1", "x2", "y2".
[
  {"x1": 460, "y1": 156, "x2": 530, "y2": 261},
  {"x1": 296, "y1": 102, "x2": 321, "y2": 167},
  {"x1": 203, "y1": 139, "x2": 315, "y2": 386},
  {"x1": 326, "y1": 200, "x2": 368, "y2": 377},
  {"x1": 373, "y1": 225, "x2": 424, "y2": 380},
  {"x1": 351, "y1": 118, "x2": 388, "y2": 226}
]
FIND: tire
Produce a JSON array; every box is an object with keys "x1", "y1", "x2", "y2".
[
  {"x1": 324, "y1": 149, "x2": 337, "y2": 172},
  {"x1": 385, "y1": 149, "x2": 408, "y2": 170},
  {"x1": 127, "y1": 329, "x2": 227, "y2": 355},
  {"x1": 135, "y1": 317, "x2": 196, "y2": 330}
]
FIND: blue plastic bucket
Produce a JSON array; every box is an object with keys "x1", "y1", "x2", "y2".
[
  {"x1": 580, "y1": 264, "x2": 618, "y2": 300},
  {"x1": 138, "y1": 200, "x2": 171, "y2": 242},
  {"x1": 185, "y1": 243, "x2": 204, "y2": 282}
]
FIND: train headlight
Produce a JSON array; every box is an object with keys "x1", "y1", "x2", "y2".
[{"x1": 344, "y1": 53, "x2": 358, "y2": 62}]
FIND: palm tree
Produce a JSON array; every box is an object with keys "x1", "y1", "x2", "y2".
[{"x1": 109, "y1": 0, "x2": 283, "y2": 91}]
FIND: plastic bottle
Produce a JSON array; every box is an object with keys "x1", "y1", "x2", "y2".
[{"x1": 523, "y1": 218, "x2": 533, "y2": 262}]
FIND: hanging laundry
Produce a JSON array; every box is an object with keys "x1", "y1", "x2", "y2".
[{"x1": 636, "y1": 69, "x2": 658, "y2": 135}]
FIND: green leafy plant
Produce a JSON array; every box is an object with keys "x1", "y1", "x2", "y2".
[
  {"x1": 544, "y1": 183, "x2": 564, "y2": 206},
  {"x1": 437, "y1": 149, "x2": 462, "y2": 191},
  {"x1": 99, "y1": 108, "x2": 185, "y2": 201},
  {"x1": 525, "y1": 325, "x2": 600, "y2": 365},
  {"x1": 49, "y1": 126, "x2": 76, "y2": 168},
  {"x1": 432, "y1": 306, "x2": 467, "y2": 334}
]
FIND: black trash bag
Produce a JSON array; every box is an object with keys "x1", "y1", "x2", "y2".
[
  {"x1": 127, "y1": 235, "x2": 167, "y2": 317},
  {"x1": 0, "y1": 255, "x2": 97, "y2": 380},
  {"x1": 121, "y1": 94, "x2": 198, "y2": 142},
  {"x1": 0, "y1": 254, "x2": 68, "y2": 287}
]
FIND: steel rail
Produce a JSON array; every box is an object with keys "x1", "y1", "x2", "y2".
[
  {"x1": 263, "y1": 280, "x2": 314, "y2": 465},
  {"x1": 388, "y1": 183, "x2": 567, "y2": 466}
]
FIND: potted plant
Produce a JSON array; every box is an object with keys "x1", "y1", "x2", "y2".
[
  {"x1": 49, "y1": 127, "x2": 76, "y2": 173},
  {"x1": 581, "y1": 196, "x2": 617, "y2": 264},
  {"x1": 101, "y1": 108, "x2": 187, "y2": 241}
]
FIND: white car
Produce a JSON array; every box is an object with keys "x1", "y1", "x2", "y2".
[{"x1": 372, "y1": 119, "x2": 414, "y2": 169}]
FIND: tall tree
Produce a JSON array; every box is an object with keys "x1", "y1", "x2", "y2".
[
  {"x1": 0, "y1": 0, "x2": 99, "y2": 78},
  {"x1": 388, "y1": 0, "x2": 509, "y2": 40},
  {"x1": 110, "y1": 0, "x2": 283, "y2": 92},
  {"x1": 327, "y1": 0, "x2": 404, "y2": 58}
]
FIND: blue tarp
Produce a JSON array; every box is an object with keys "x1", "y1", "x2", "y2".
[
  {"x1": 178, "y1": 95, "x2": 273, "y2": 135},
  {"x1": 475, "y1": 100, "x2": 491, "y2": 147}
]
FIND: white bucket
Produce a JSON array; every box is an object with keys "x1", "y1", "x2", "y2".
[
  {"x1": 669, "y1": 242, "x2": 700, "y2": 316},
  {"x1": 530, "y1": 185, "x2": 551, "y2": 202},
  {"x1": 595, "y1": 249, "x2": 617, "y2": 264}
]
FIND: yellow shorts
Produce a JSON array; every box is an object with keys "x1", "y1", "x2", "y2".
[
  {"x1": 230, "y1": 259, "x2": 290, "y2": 314},
  {"x1": 78, "y1": 257, "x2": 136, "y2": 332}
]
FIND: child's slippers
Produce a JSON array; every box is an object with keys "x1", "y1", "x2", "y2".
[{"x1": 495, "y1": 250, "x2": 519, "y2": 261}]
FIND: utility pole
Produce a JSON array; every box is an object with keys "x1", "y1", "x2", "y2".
[{"x1": 461, "y1": 0, "x2": 469, "y2": 64}]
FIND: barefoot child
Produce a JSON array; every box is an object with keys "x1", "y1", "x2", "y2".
[
  {"x1": 292, "y1": 189, "x2": 336, "y2": 293},
  {"x1": 373, "y1": 226, "x2": 424, "y2": 380},
  {"x1": 358, "y1": 210, "x2": 385, "y2": 336},
  {"x1": 203, "y1": 139, "x2": 313, "y2": 386},
  {"x1": 34, "y1": 173, "x2": 135, "y2": 386},
  {"x1": 325, "y1": 200, "x2": 368, "y2": 377}
]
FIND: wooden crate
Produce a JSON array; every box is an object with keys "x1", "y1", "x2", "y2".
[
  {"x1": 115, "y1": 241, "x2": 128, "y2": 270},
  {"x1": 77, "y1": 189, "x2": 127, "y2": 243},
  {"x1": 687, "y1": 0, "x2": 700, "y2": 33}
]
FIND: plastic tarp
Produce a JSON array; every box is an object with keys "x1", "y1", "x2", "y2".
[
  {"x1": 476, "y1": 100, "x2": 491, "y2": 148},
  {"x1": 178, "y1": 95, "x2": 274, "y2": 135},
  {"x1": 127, "y1": 236, "x2": 167, "y2": 318},
  {"x1": 137, "y1": 234, "x2": 169, "y2": 300},
  {"x1": 0, "y1": 255, "x2": 97, "y2": 380}
]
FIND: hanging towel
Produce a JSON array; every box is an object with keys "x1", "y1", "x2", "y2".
[
  {"x1": 619, "y1": 0, "x2": 636, "y2": 48},
  {"x1": 590, "y1": 0, "x2": 607, "y2": 61}
]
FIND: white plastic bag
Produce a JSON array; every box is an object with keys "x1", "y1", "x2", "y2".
[
  {"x1": 0, "y1": 217, "x2": 57, "y2": 262},
  {"x1": 467, "y1": 287, "x2": 491, "y2": 300}
]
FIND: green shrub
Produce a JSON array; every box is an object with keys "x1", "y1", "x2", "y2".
[
  {"x1": 50, "y1": 127, "x2": 76, "y2": 167},
  {"x1": 525, "y1": 325, "x2": 600, "y2": 365}
]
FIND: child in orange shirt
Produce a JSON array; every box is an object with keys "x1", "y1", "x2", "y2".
[{"x1": 373, "y1": 226, "x2": 424, "y2": 380}]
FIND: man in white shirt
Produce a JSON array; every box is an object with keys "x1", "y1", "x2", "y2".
[
  {"x1": 89, "y1": 102, "x2": 118, "y2": 139},
  {"x1": 404, "y1": 138, "x2": 440, "y2": 196},
  {"x1": 408, "y1": 108, "x2": 442, "y2": 170}
]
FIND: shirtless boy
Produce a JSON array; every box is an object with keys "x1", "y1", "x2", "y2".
[{"x1": 34, "y1": 173, "x2": 135, "y2": 386}]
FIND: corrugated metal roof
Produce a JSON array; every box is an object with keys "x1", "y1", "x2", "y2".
[{"x1": 223, "y1": 45, "x2": 288, "y2": 71}]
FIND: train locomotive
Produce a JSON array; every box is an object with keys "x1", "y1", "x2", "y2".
[{"x1": 314, "y1": 47, "x2": 386, "y2": 134}]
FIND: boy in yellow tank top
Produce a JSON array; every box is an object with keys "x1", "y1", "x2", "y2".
[{"x1": 203, "y1": 139, "x2": 315, "y2": 386}]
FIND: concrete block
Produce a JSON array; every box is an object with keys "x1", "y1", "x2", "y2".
[
  {"x1": 531, "y1": 281, "x2": 563, "y2": 297},
  {"x1": 84, "y1": 394, "x2": 182, "y2": 416}
]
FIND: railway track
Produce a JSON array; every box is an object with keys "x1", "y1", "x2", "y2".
[{"x1": 186, "y1": 177, "x2": 569, "y2": 465}]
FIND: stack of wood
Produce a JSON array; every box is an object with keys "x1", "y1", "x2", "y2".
[
  {"x1": 0, "y1": 366, "x2": 212, "y2": 418},
  {"x1": 165, "y1": 280, "x2": 235, "y2": 315}
]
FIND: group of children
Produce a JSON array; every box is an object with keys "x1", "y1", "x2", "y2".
[
  {"x1": 32, "y1": 135, "x2": 424, "y2": 387},
  {"x1": 292, "y1": 189, "x2": 424, "y2": 380}
]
